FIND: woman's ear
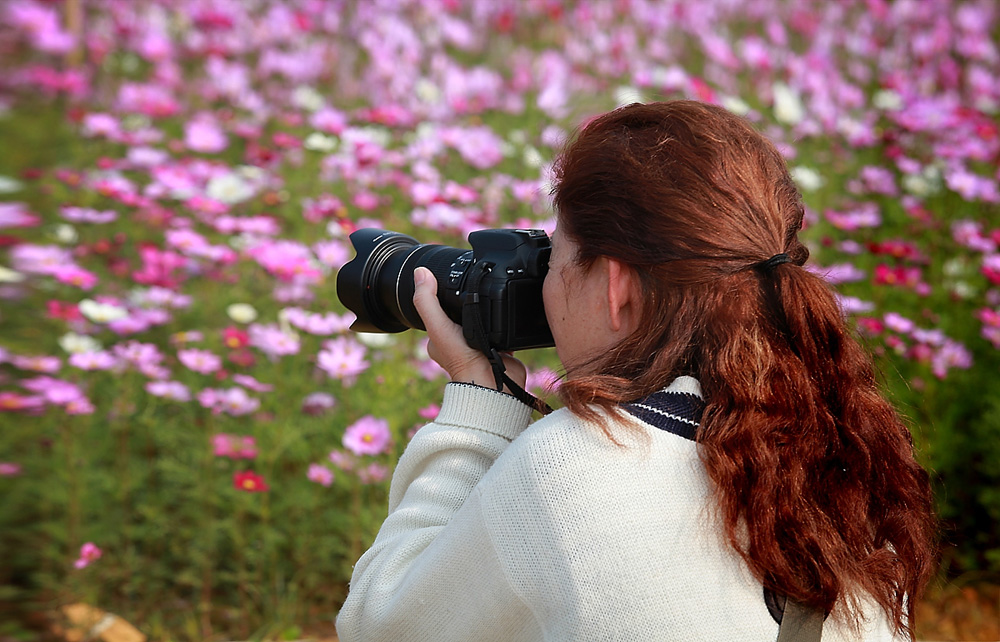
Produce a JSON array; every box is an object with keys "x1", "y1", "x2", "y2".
[{"x1": 606, "y1": 258, "x2": 639, "y2": 334}]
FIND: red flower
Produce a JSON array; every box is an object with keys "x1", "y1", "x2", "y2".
[
  {"x1": 233, "y1": 471, "x2": 269, "y2": 493},
  {"x1": 222, "y1": 326, "x2": 249, "y2": 349},
  {"x1": 47, "y1": 300, "x2": 82, "y2": 322}
]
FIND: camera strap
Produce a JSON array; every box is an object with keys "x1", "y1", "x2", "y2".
[{"x1": 463, "y1": 261, "x2": 553, "y2": 416}]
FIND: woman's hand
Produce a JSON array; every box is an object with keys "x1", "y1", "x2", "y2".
[{"x1": 411, "y1": 267, "x2": 526, "y2": 392}]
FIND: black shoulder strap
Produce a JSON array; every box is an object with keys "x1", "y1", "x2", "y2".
[{"x1": 461, "y1": 259, "x2": 552, "y2": 415}]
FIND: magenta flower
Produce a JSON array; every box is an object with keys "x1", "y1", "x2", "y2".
[
  {"x1": 52, "y1": 265, "x2": 99, "y2": 290},
  {"x1": 178, "y1": 348, "x2": 222, "y2": 374},
  {"x1": 307, "y1": 463, "x2": 334, "y2": 487},
  {"x1": 74, "y1": 542, "x2": 102, "y2": 569},
  {"x1": 343, "y1": 415, "x2": 391, "y2": 456},
  {"x1": 0, "y1": 462, "x2": 22, "y2": 476}
]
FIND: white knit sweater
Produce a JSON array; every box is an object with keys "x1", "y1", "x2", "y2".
[{"x1": 335, "y1": 377, "x2": 902, "y2": 641}]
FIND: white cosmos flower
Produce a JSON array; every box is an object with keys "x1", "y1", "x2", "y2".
[
  {"x1": 52, "y1": 224, "x2": 78, "y2": 244},
  {"x1": 790, "y1": 166, "x2": 825, "y2": 192},
  {"x1": 614, "y1": 85, "x2": 645, "y2": 107},
  {"x1": 772, "y1": 83, "x2": 804, "y2": 125},
  {"x1": 0, "y1": 266, "x2": 25, "y2": 283},
  {"x1": 304, "y1": 132, "x2": 338, "y2": 152},
  {"x1": 355, "y1": 332, "x2": 395, "y2": 349},
  {"x1": 522, "y1": 146, "x2": 543, "y2": 169},
  {"x1": 79, "y1": 299, "x2": 129, "y2": 323},
  {"x1": 292, "y1": 85, "x2": 324, "y2": 112},
  {"x1": 226, "y1": 303, "x2": 258, "y2": 324},
  {"x1": 58, "y1": 332, "x2": 102, "y2": 354},
  {"x1": 206, "y1": 172, "x2": 254, "y2": 204},
  {"x1": 872, "y1": 89, "x2": 903, "y2": 111},
  {"x1": 0, "y1": 175, "x2": 23, "y2": 194},
  {"x1": 721, "y1": 96, "x2": 751, "y2": 116},
  {"x1": 415, "y1": 78, "x2": 441, "y2": 104}
]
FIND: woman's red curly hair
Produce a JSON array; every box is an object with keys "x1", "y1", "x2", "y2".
[{"x1": 551, "y1": 100, "x2": 937, "y2": 637}]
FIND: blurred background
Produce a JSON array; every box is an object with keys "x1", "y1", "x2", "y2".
[{"x1": 0, "y1": 0, "x2": 998, "y2": 639}]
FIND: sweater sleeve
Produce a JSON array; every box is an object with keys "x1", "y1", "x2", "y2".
[{"x1": 335, "y1": 382, "x2": 538, "y2": 642}]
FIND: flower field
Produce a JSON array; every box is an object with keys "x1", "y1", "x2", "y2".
[{"x1": 1, "y1": 0, "x2": 999, "y2": 639}]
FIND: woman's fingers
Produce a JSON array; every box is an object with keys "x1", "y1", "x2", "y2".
[
  {"x1": 412, "y1": 267, "x2": 529, "y2": 392},
  {"x1": 412, "y1": 267, "x2": 493, "y2": 385}
]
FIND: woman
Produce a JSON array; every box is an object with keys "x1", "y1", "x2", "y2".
[{"x1": 335, "y1": 101, "x2": 937, "y2": 641}]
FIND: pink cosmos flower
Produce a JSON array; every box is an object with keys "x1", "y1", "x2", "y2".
[
  {"x1": 246, "y1": 240, "x2": 322, "y2": 283},
  {"x1": 526, "y1": 367, "x2": 562, "y2": 394},
  {"x1": 317, "y1": 337, "x2": 369, "y2": 381},
  {"x1": 65, "y1": 397, "x2": 96, "y2": 415},
  {"x1": 146, "y1": 380, "x2": 191, "y2": 402},
  {"x1": 310, "y1": 107, "x2": 347, "y2": 134},
  {"x1": 824, "y1": 204, "x2": 881, "y2": 230},
  {"x1": 307, "y1": 463, "x2": 335, "y2": 487},
  {"x1": 213, "y1": 433, "x2": 257, "y2": 459},
  {"x1": 248, "y1": 323, "x2": 301, "y2": 358},
  {"x1": 52, "y1": 264, "x2": 98, "y2": 290},
  {"x1": 932, "y1": 341, "x2": 973, "y2": 379},
  {"x1": 116, "y1": 82, "x2": 179, "y2": 117},
  {"x1": 132, "y1": 246, "x2": 188, "y2": 288},
  {"x1": 10, "y1": 355, "x2": 61, "y2": 373},
  {"x1": 329, "y1": 450, "x2": 355, "y2": 472},
  {"x1": 21, "y1": 376, "x2": 84, "y2": 406},
  {"x1": 69, "y1": 350, "x2": 118, "y2": 371},
  {"x1": 417, "y1": 404, "x2": 440, "y2": 420},
  {"x1": 358, "y1": 462, "x2": 390, "y2": 484},
  {"x1": 74, "y1": 542, "x2": 102, "y2": 569},
  {"x1": 981, "y1": 254, "x2": 1000, "y2": 285},
  {"x1": 11, "y1": 244, "x2": 74, "y2": 274},
  {"x1": 302, "y1": 392, "x2": 336, "y2": 415},
  {"x1": 0, "y1": 462, "x2": 22, "y2": 476},
  {"x1": 217, "y1": 388, "x2": 261, "y2": 416},
  {"x1": 233, "y1": 374, "x2": 272, "y2": 392},
  {"x1": 178, "y1": 348, "x2": 222, "y2": 374},
  {"x1": 0, "y1": 202, "x2": 40, "y2": 228},
  {"x1": 883, "y1": 313, "x2": 916, "y2": 334},
  {"x1": 343, "y1": 415, "x2": 391, "y2": 456},
  {"x1": 185, "y1": 118, "x2": 229, "y2": 153},
  {"x1": 0, "y1": 392, "x2": 45, "y2": 412},
  {"x1": 60, "y1": 206, "x2": 118, "y2": 224}
]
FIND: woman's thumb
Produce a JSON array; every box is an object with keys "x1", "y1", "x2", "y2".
[{"x1": 412, "y1": 267, "x2": 444, "y2": 325}]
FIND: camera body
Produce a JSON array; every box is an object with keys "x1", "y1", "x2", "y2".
[{"x1": 337, "y1": 228, "x2": 554, "y2": 352}]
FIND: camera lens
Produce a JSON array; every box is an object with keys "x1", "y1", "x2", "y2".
[{"x1": 337, "y1": 229, "x2": 469, "y2": 333}]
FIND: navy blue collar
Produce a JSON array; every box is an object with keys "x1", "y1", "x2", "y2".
[{"x1": 622, "y1": 388, "x2": 705, "y2": 441}]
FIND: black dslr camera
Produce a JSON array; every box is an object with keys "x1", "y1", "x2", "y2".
[{"x1": 337, "y1": 228, "x2": 554, "y2": 352}]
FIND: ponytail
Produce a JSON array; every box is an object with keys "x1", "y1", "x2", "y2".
[{"x1": 697, "y1": 263, "x2": 937, "y2": 634}]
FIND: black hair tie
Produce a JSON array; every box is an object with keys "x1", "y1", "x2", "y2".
[{"x1": 756, "y1": 253, "x2": 792, "y2": 272}]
